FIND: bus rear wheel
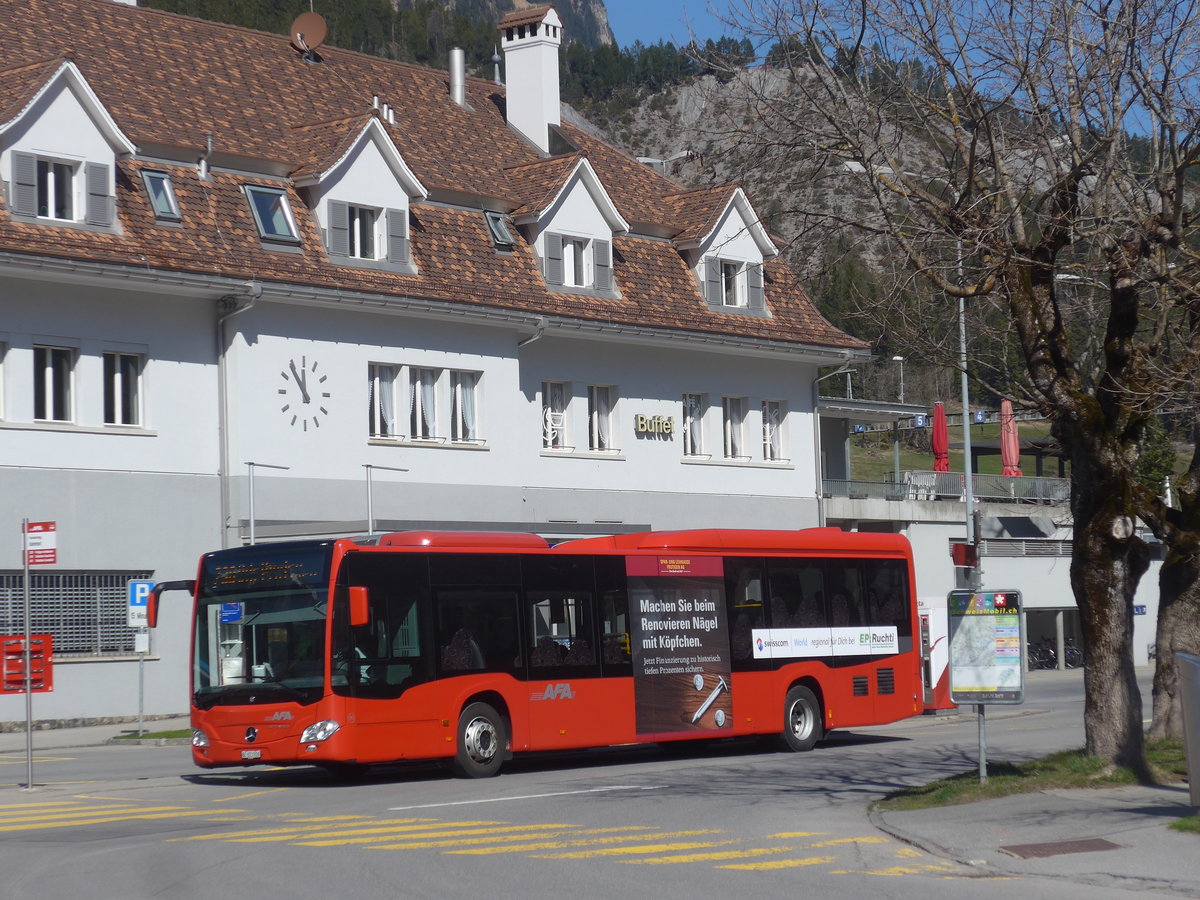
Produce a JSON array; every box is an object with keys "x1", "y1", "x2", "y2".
[
  {"x1": 781, "y1": 685, "x2": 823, "y2": 752},
  {"x1": 453, "y1": 702, "x2": 506, "y2": 778}
]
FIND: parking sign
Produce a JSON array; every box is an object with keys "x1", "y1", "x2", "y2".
[{"x1": 127, "y1": 580, "x2": 154, "y2": 628}]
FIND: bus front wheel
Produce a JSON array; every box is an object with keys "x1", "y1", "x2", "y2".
[
  {"x1": 453, "y1": 702, "x2": 506, "y2": 778},
  {"x1": 781, "y1": 685, "x2": 823, "y2": 752}
]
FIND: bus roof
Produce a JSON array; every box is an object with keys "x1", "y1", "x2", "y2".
[
  {"x1": 376, "y1": 531, "x2": 551, "y2": 550},
  {"x1": 553, "y1": 528, "x2": 911, "y2": 555}
]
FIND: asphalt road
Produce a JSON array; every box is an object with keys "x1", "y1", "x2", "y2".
[{"x1": 0, "y1": 669, "x2": 1167, "y2": 900}]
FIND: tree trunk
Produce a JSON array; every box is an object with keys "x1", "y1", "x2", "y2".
[
  {"x1": 1065, "y1": 423, "x2": 1152, "y2": 775},
  {"x1": 1149, "y1": 540, "x2": 1200, "y2": 741}
]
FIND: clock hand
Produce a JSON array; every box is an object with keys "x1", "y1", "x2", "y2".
[{"x1": 289, "y1": 360, "x2": 311, "y2": 403}]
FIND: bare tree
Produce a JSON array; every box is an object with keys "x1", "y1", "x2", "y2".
[{"x1": 706, "y1": 0, "x2": 1200, "y2": 768}]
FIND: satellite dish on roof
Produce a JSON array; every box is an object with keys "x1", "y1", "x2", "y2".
[{"x1": 290, "y1": 11, "x2": 328, "y2": 55}]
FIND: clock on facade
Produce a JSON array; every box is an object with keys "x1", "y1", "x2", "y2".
[{"x1": 279, "y1": 355, "x2": 329, "y2": 430}]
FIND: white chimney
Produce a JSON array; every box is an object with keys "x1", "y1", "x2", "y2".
[
  {"x1": 499, "y1": 6, "x2": 563, "y2": 153},
  {"x1": 450, "y1": 47, "x2": 467, "y2": 107}
]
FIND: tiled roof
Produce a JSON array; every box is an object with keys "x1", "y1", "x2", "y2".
[
  {"x1": 0, "y1": 0, "x2": 867, "y2": 354},
  {"x1": 499, "y1": 4, "x2": 557, "y2": 29},
  {"x1": 661, "y1": 185, "x2": 739, "y2": 245}
]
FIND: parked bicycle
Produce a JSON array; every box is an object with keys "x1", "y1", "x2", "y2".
[
  {"x1": 1063, "y1": 636, "x2": 1084, "y2": 668},
  {"x1": 1027, "y1": 638, "x2": 1058, "y2": 670}
]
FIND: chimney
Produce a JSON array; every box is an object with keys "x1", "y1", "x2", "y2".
[
  {"x1": 450, "y1": 47, "x2": 466, "y2": 107},
  {"x1": 498, "y1": 5, "x2": 562, "y2": 153}
]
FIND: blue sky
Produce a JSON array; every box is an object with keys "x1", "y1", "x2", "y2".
[{"x1": 604, "y1": 1, "x2": 736, "y2": 49}]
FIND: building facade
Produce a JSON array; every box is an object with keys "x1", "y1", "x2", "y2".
[{"x1": 0, "y1": 0, "x2": 869, "y2": 726}]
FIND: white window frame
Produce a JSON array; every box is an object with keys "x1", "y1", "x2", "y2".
[
  {"x1": 245, "y1": 185, "x2": 300, "y2": 243},
  {"x1": 33, "y1": 345, "x2": 74, "y2": 422},
  {"x1": 103, "y1": 351, "x2": 142, "y2": 426},
  {"x1": 587, "y1": 384, "x2": 615, "y2": 452},
  {"x1": 409, "y1": 366, "x2": 439, "y2": 440},
  {"x1": 721, "y1": 260, "x2": 745, "y2": 307},
  {"x1": 368, "y1": 363, "x2": 399, "y2": 438},
  {"x1": 348, "y1": 204, "x2": 380, "y2": 259},
  {"x1": 450, "y1": 370, "x2": 481, "y2": 442},
  {"x1": 762, "y1": 399, "x2": 785, "y2": 461},
  {"x1": 542, "y1": 380, "x2": 569, "y2": 449},
  {"x1": 722, "y1": 396, "x2": 746, "y2": 459},
  {"x1": 37, "y1": 158, "x2": 76, "y2": 221},
  {"x1": 140, "y1": 170, "x2": 180, "y2": 221},
  {"x1": 563, "y1": 237, "x2": 592, "y2": 287},
  {"x1": 683, "y1": 392, "x2": 705, "y2": 457}
]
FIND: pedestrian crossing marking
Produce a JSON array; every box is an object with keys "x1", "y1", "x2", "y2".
[
  {"x1": 443, "y1": 829, "x2": 717, "y2": 856},
  {"x1": 294, "y1": 822, "x2": 574, "y2": 848},
  {"x1": 717, "y1": 855, "x2": 837, "y2": 870},
  {"x1": 810, "y1": 836, "x2": 889, "y2": 847},
  {"x1": 620, "y1": 846, "x2": 797, "y2": 865}
]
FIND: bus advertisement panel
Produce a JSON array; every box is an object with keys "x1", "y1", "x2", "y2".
[{"x1": 627, "y1": 555, "x2": 732, "y2": 739}]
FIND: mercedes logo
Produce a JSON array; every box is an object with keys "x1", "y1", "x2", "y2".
[{"x1": 245, "y1": 727, "x2": 258, "y2": 743}]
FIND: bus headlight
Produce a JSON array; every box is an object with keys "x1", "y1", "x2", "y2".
[
  {"x1": 192, "y1": 730, "x2": 210, "y2": 748},
  {"x1": 300, "y1": 720, "x2": 341, "y2": 743}
]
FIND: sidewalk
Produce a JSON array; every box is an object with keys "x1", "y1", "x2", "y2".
[
  {"x1": 0, "y1": 716, "x2": 191, "y2": 753},
  {"x1": 872, "y1": 783, "x2": 1200, "y2": 895}
]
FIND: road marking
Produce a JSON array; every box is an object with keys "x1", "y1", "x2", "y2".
[
  {"x1": 810, "y1": 836, "x2": 889, "y2": 847},
  {"x1": 212, "y1": 788, "x2": 288, "y2": 803},
  {"x1": 718, "y1": 855, "x2": 836, "y2": 870},
  {"x1": 621, "y1": 846, "x2": 797, "y2": 865},
  {"x1": 296, "y1": 822, "x2": 577, "y2": 848},
  {"x1": 533, "y1": 839, "x2": 738, "y2": 859},
  {"x1": 768, "y1": 831, "x2": 827, "y2": 838},
  {"x1": 440, "y1": 829, "x2": 714, "y2": 856},
  {"x1": 0, "y1": 809, "x2": 245, "y2": 831},
  {"x1": 387, "y1": 785, "x2": 660, "y2": 810},
  {"x1": 176, "y1": 817, "x2": 456, "y2": 842}
]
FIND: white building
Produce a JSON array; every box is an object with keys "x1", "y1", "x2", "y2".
[{"x1": 0, "y1": 1, "x2": 871, "y2": 727}]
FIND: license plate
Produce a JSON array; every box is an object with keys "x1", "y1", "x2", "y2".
[{"x1": 241, "y1": 749, "x2": 262, "y2": 760}]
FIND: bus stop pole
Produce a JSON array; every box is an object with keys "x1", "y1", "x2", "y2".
[
  {"x1": 978, "y1": 704, "x2": 988, "y2": 782},
  {"x1": 21, "y1": 517, "x2": 35, "y2": 792}
]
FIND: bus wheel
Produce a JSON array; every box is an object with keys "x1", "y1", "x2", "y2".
[
  {"x1": 781, "y1": 685, "x2": 823, "y2": 752},
  {"x1": 453, "y1": 702, "x2": 505, "y2": 778}
]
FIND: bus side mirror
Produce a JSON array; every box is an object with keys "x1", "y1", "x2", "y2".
[
  {"x1": 349, "y1": 586, "x2": 370, "y2": 628},
  {"x1": 148, "y1": 580, "x2": 196, "y2": 628}
]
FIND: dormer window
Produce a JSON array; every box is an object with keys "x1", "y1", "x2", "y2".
[
  {"x1": 11, "y1": 152, "x2": 113, "y2": 227},
  {"x1": 703, "y1": 258, "x2": 766, "y2": 314},
  {"x1": 544, "y1": 233, "x2": 613, "y2": 292},
  {"x1": 141, "y1": 170, "x2": 180, "y2": 221},
  {"x1": 37, "y1": 159, "x2": 74, "y2": 220},
  {"x1": 245, "y1": 185, "x2": 300, "y2": 243},
  {"x1": 347, "y1": 205, "x2": 378, "y2": 258}
]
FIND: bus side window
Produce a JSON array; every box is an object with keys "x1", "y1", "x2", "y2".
[
  {"x1": 825, "y1": 560, "x2": 865, "y2": 628},
  {"x1": 724, "y1": 557, "x2": 765, "y2": 668},
  {"x1": 435, "y1": 588, "x2": 520, "y2": 676},
  {"x1": 523, "y1": 556, "x2": 598, "y2": 674},
  {"x1": 595, "y1": 555, "x2": 631, "y2": 676}
]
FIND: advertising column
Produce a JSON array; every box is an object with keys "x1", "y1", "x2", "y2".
[{"x1": 627, "y1": 555, "x2": 733, "y2": 740}]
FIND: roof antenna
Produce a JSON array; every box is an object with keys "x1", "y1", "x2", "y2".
[{"x1": 289, "y1": 11, "x2": 327, "y2": 64}]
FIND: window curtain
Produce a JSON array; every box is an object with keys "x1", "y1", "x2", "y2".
[{"x1": 457, "y1": 372, "x2": 477, "y2": 441}]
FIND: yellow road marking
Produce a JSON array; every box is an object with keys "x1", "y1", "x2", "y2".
[
  {"x1": 0, "y1": 809, "x2": 245, "y2": 832},
  {"x1": 810, "y1": 836, "x2": 889, "y2": 847},
  {"x1": 0, "y1": 801, "x2": 101, "y2": 811},
  {"x1": 533, "y1": 839, "x2": 736, "y2": 860},
  {"x1": 768, "y1": 831, "x2": 827, "y2": 839},
  {"x1": 442, "y1": 829, "x2": 720, "y2": 856},
  {"x1": 718, "y1": 855, "x2": 836, "y2": 870},
  {"x1": 0, "y1": 756, "x2": 75, "y2": 765},
  {"x1": 832, "y1": 862, "x2": 963, "y2": 877},
  {"x1": 621, "y1": 847, "x2": 797, "y2": 865},
  {"x1": 294, "y1": 822, "x2": 577, "y2": 848},
  {"x1": 212, "y1": 788, "x2": 288, "y2": 802},
  {"x1": 176, "y1": 817, "x2": 450, "y2": 842},
  {"x1": 894, "y1": 847, "x2": 924, "y2": 858},
  {"x1": 0, "y1": 804, "x2": 149, "y2": 822}
]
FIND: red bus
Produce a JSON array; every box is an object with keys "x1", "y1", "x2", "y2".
[{"x1": 150, "y1": 528, "x2": 924, "y2": 777}]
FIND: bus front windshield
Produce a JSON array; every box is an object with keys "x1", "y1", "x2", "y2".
[{"x1": 193, "y1": 544, "x2": 333, "y2": 708}]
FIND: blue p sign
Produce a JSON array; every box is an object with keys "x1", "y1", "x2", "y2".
[{"x1": 127, "y1": 579, "x2": 154, "y2": 628}]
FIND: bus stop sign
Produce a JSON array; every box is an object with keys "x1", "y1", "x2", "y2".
[{"x1": 948, "y1": 590, "x2": 1024, "y2": 704}]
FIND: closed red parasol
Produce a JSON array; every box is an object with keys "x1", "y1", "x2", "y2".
[
  {"x1": 1000, "y1": 398, "x2": 1022, "y2": 476},
  {"x1": 931, "y1": 402, "x2": 950, "y2": 472}
]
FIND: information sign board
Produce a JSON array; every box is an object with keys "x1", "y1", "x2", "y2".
[
  {"x1": 948, "y1": 590, "x2": 1024, "y2": 704},
  {"x1": 127, "y1": 579, "x2": 154, "y2": 628},
  {"x1": 23, "y1": 521, "x2": 57, "y2": 566},
  {"x1": 1, "y1": 635, "x2": 54, "y2": 693}
]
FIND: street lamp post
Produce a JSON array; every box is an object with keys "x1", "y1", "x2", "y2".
[{"x1": 892, "y1": 355, "x2": 905, "y2": 403}]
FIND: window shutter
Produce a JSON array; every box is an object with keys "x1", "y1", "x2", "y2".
[
  {"x1": 327, "y1": 200, "x2": 349, "y2": 256},
  {"x1": 84, "y1": 162, "x2": 112, "y2": 226},
  {"x1": 704, "y1": 257, "x2": 722, "y2": 309},
  {"x1": 12, "y1": 152, "x2": 36, "y2": 216},
  {"x1": 747, "y1": 263, "x2": 764, "y2": 310},
  {"x1": 545, "y1": 232, "x2": 564, "y2": 284},
  {"x1": 594, "y1": 239, "x2": 612, "y2": 291},
  {"x1": 386, "y1": 208, "x2": 409, "y2": 264}
]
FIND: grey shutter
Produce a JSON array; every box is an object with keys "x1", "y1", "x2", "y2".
[
  {"x1": 747, "y1": 263, "x2": 764, "y2": 311},
  {"x1": 12, "y1": 152, "x2": 37, "y2": 216},
  {"x1": 545, "y1": 232, "x2": 564, "y2": 284},
  {"x1": 84, "y1": 162, "x2": 112, "y2": 226},
  {"x1": 386, "y1": 207, "x2": 409, "y2": 264},
  {"x1": 594, "y1": 239, "x2": 612, "y2": 292},
  {"x1": 704, "y1": 257, "x2": 722, "y2": 309},
  {"x1": 327, "y1": 200, "x2": 349, "y2": 256}
]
